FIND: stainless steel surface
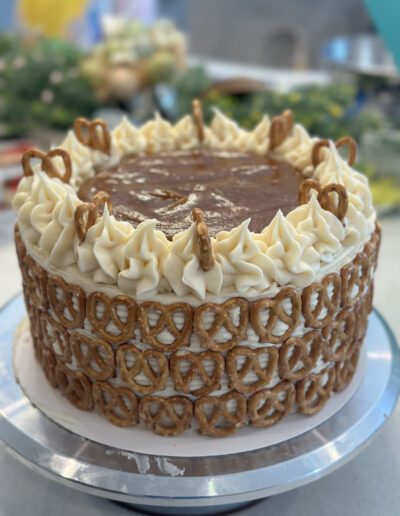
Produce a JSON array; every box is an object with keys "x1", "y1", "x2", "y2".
[{"x1": 0, "y1": 295, "x2": 399, "y2": 509}]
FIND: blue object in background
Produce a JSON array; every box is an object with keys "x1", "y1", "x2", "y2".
[{"x1": 365, "y1": 0, "x2": 400, "y2": 70}]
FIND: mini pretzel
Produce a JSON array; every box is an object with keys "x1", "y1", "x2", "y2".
[
  {"x1": 70, "y1": 332, "x2": 115, "y2": 380},
  {"x1": 340, "y1": 251, "x2": 370, "y2": 307},
  {"x1": 296, "y1": 366, "x2": 336, "y2": 415},
  {"x1": 194, "y1": 391, "x2": 247, "y2": 437},
  {"x1": 87, "y1": 292, "x2": 137, "y2": 344},
  {"x1": 302, "y1": 273, "x2": 341, "y2": 328},
  {"x1": 47, "y1": 275, "x2": 86, "y2": 329},
  {"x1": 139, "y1": 395, "x2": 193, "y2": 436},
  {"x1": 22, "y1": 148, "x2": 72, "y2": 183},
  {"x1": 322, "y1": 308, "x2": 355, "y2": 362},
  {"x1": 279, "y1": 330, "x2": 323, "y2": 382},
  {"x1": 138, "y1": 302, "x2": 193, "y2": 352},
  {"x1": 55, "y1": 363, "x2": 94, "y2": 411},
  {"x1": 19, "y1": 252, "x2": 49, "y2": 309},
  {"x1": 269, "y1": 109, "x2": 294, "y2": 150},
  {"x1": 226, "y1": 346, "x2": 278, "y2": 395},
  {"x1": 116, "y1": 344, "x2": 169, "y2": 395},
  {"x1": 312, "y1": 136, "x2": 357, "y2": 167},
  {"x1": 73, "y1": 117, "x2": 111, "y2": 154},
  {"x1": 298, "y1": 179, "x2": 348, "y2": 222},
  {"x1": 93, "y1": 381, "x2": 138, "y2": 427},
  {"x1": 194, "y1": 297, "x2": 249, "y2": 352},
  {"x1": 41, "y1": 312, "x2": 72, "y2": 363},
  {"x1": 170, "y1": 350, "x2": 224, "y2": 397},
  {"x1": 248, "y1": 382, "x2": 295, "y2": 427},
  {"x1": 250, "y1": 287, "x2": 301, "y2": 344},
  {"x1": 41, "y1": 348, "x2": 58, "y2": 388},
  {"x1": 192, "y1": 208, "x2": 214, "y2": 271},
  {"x1": 192, "y1": 98, "x2": 205, "y2": 143},
  {"x1": 334, "y1": 345, "x2": 361, "y2": 392},
  {"x1": 74, "y1": 191, "x2": 112, "y2": 244}
]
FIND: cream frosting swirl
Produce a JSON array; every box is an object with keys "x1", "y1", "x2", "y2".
[
  {"x1": 172, "y1": 115, "x2": 199, "y2": 150},
  {"x1": 59, "y1": 131, "x2": 94, "y2": 187},
  {"x1": 139, "y1": 114, "x2": 176, "y2": 153},
  {"x1": 112, "y1": 116, "x2": 147, "y2": 156},
  {"x1": 205, "y1": 109, "x2": 248, "y2": 150}
]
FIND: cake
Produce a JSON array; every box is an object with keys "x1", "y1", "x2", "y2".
[{"x1": 13, "y1": 100, "x2": 380, "y2": 437}]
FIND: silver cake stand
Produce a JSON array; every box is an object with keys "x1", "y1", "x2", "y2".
[{"x1": 0, "y1": 295, "x2": 399, "y2": 515}]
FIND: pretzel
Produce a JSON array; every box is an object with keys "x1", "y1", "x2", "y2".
[
  {"x1": 322, "y1": 308, "x2": 355, "y2": 362},
  {"x1": 14, "y1": 226, "x2": 26, "y2": 265},
  {"x1": 192, "y1": 98, "x2": 205, "y2": 143},
  {"x1": 41, "y1": 348, "x2": 58, "y2": 388},
  {"x1": 194, "y1": 298, "x2": 249, "y2": 352},
  {"x1": 116, "y1": 344, "x2": 169, "y2": 395},
  {"x1": 73, "y1": 117, "x2": 111, "y2": 154},
  {"x1": 299, "y1": 179, "x2": 349, "y2": 222},
  {"x1": 250, "y1": 287, "x2": 301, "y2": 344},
  {"x1": 340, "y1": 251, "x2": 370, "y2": 308},
  {"x1": 28, "y1": 306, "x2": 44, "y2": 363},
  {"x1": 279, "y1": 330, "x2": 323, "y2": 382},
  {"x1": 139, "y1": 395, "x2": 192, "y2": 436},
  {"x1": 296, "y1": 366, "x2": 336, "y2": 415},
  {"x1": 138, "y1": 302, "x2": 193, "y2": 352},
  {"x1": 248, "y1": 381, "x2": 295, "y2": 427},
  {"x1": 170, "y1": 350, "x2": 224, "y2": 397},
  {"x1": 334, "y1": 345, "x2": 361, "y2": 392},
  {"x1": 87, "y1": 292, "x2": 137, "y2": 344},
  {"x1": 22, "y1": 148, "x2": 72, "y2": 183},
  {"x1": 55, "y1": 363, "x2": 94, "y2": 411},
  {"x1": 71, "y1": 332, "x2": 115, "y2": 380},
  {"x1": 74, "y1": 191, "x2": 112, "y2": 244},
  {"x1": 41, "y1": 312, "x2": 72, "y2": 363},
  {"x1": 93, "y1": 381, "x2": 138, "y2": 427},
  {"x1": 312, "y1": 137, "x2": 357, "y2": 167},
  {"x1": 269, "y1": 109, "x2": 294, "y2": 150},
  {"x1": 302, "y1": 273, "x2": 341, "y2": 328},
  {"x1": 47, "y1": 275, "x2": 86, "y2": 329},
  {"x1": 194, "y1": 391, "x2": 247, "y2": 437},
  {"x1": 226, "y1": 345, "x2": 278, "y2": 395},
  {"x1": 192, "y1": 208, "x2": 214, "y2": 271},
  {"x1": 19, "y1": 253, "x2": 48, "y2": 309}
]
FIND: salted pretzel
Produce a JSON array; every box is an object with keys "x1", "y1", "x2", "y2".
[
  {"x1": 192, "y1": 208, "x2": 214, "y2": 271},
  {"x1": 334, "y1": 345, "x2": 361, "y2": 392},
  {"x1": 74, "y1": 190, "x2": 112, "y2": 243},
  {"x1": 322, "y1": 308, "x2": 356, "y2": 362},
  {"x1": 73, "y1": 117, "x2": 111, "y2": 154},
  {"x1": 22, "y1": 148, "x2": 72, "y2": 183},
  {"x1": 296, "y1": 366, "x2": 336, "y2": 415},
  {"x1": 70, "y1": 332, "x2": 115, "y2": 380},
  {"x1": 93, "y1": 381, "x2": 138, "y2": 427},
  {"x1": 250, "y1": 287, "x2": 301, "y2": 343},
  {"x1": 298, "y1": 179, "x2": 349, "y2": 222},
  {"x1": 194, "y1": 391, "x2": 247, "y2": 437},
  {"x1": 269, "y1": 109, "x2": 294, "y2": 150},
  {"x1": 194, "y1": 297, "x2": 249, "y2": 352},
  {"x1": 55, "y1": 363, "x2": 94, "y2": 411},
  {"x1": 302, "y1": 273, "x2": 341, "y2": 328},
  {"x1": 41, "y1": 312, "x2": 72, "y2": 363},
  {"x1": 312, "y1": 136, "x2": 357, "y2": 167},
  {"x1": 47, "y1": 275, "x2": 86, "y2": 329},
  {"x1": 192, "y1": 98, "x2": 205, "y2": 143},
  {"x1": 279, "y1": 330, "x2": 323, "y2": 382},
  {"x1": 226, "y1": 345, "x2": 278, "y2": 395},
  {"x1": 139, "y1": 395, "x2": 193, "y2": 436},
  {"x1": 248, "y1": 381, "x2": 295, "y2": 427}
]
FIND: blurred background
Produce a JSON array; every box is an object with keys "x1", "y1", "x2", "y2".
[{"x1": 1, "y1": 0, "x2": 400, "y2": 213}]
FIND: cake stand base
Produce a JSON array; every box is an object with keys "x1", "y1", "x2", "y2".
[{"x1": 0, "y1": 295, "x2": 399, "y2": 512}]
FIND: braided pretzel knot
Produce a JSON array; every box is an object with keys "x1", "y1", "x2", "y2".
[
  {"x1": 55, "y1": 363, "x2": 93, "y2": 410},
  {"x1": 279, "y1": 330, "x2": 323, "y2": 382},
  {"x1": 334, "y1": 344, "x2": 361, "y2": 392},
  {"x1": 248, "y1": 381, "x2": 295, "y2": 427},
  {"x1": 41, "y1": 312, "x2": 72, "y2": 363},
  {"x1": 322, "y1": 308, "x2": 356, "y2": 362},
  {"x1": 22, "y1": 148, "x2": 72, "y2": 183},
  {"x1": 299, "y1": 179, "x2": 348, "y2": 222},
  {"x1": 87, "y1": 292, "x2": 137, "y2": 344},
  {"x1": 192, "y1": 208, "x2": 214, "y2": 271},
  {"x1": 195, "y1": 391, "x2": 247, "y2": 437},
  {"x1": 47, "y1": 275, "x2": 86, "y2": 329},
  {"x1": 139, "y1": 395, "x2": 193, "y2": 436},
  {"x1": 296, "y1": 366, "x2": 336, "y2": 415},
  {"x1": 269, "y1": 109, "x2": 294, "y2": 150},
  {"x1": 194, "y1": 298, "x2": 249, "y2": 352},
  {"x1": 73, "y1": 117, "x2": 111, "y2": 154},
  {"x1": 41, "y1": 347, "x2": 58, "y2": 388},
  {"x1": 139, "y1": 302, "x2": 193, "y2": 352},
  {"x1": 74, "y1": 190, "x2": 112, "y2": 244},
  {"x1": 302, "y1": 273, "x2": 341, "y2": 328},
  {"x1": 71, "y1": 332, "x2": 115, "y2": 380},
  {"x1": 19, "y1": 253, "x2": 48, "y2": 309},
  {"x1": 226, "y1": 345, "x2": 279, "y2": 395},
  {"x1": 93, "y1": 381, "x2": 138, "y2": 427},
  {"x1": 116, "y1": 344, "x2": 169, "y2": 395},
  {"x1": 312, "y1": 136, "x2": 357, "y2": 168},
  {"x1": 170, "y1": 350, "x2": 224, "y2": 397},
  {"x1": 250, "y1": 287, "x2": 301, "y2": 344},
  {"x1": 192, "y1": 98, "x2": 205, "y2": 143}
]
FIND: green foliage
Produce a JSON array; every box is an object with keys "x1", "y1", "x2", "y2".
[{"x1": 0, "y1": 36, "x2": 99, "y2": 138}]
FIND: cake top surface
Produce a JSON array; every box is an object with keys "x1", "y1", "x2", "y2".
[{"x1": 78, "y1": 148, "x2": 303, "y2": 237}]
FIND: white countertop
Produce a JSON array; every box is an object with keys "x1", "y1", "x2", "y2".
[{"x1": 0, "y1": 210, "x2": 399, "y2": 516}]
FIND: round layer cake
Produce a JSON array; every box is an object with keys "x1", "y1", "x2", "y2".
[{"x1": 13, "y1": 103, "x2": 380, "y2": 437}]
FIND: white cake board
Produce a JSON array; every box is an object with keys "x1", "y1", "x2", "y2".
[{"x1": 13, "y1": 318, "x2": 367, "y2": 458}]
